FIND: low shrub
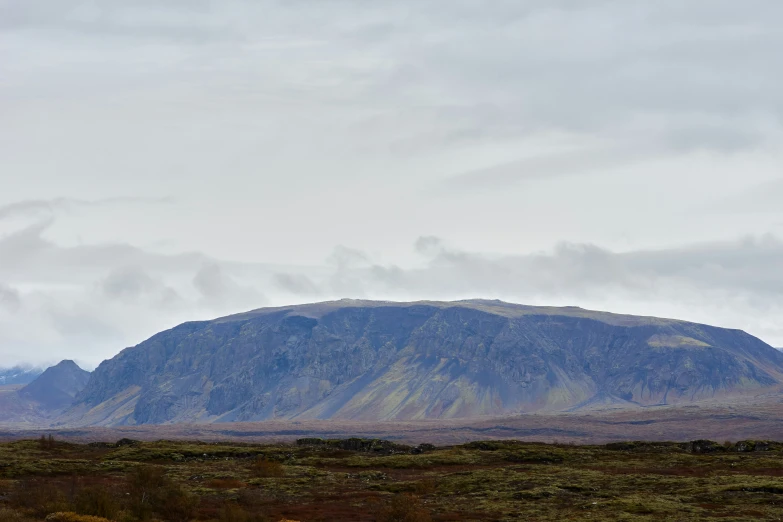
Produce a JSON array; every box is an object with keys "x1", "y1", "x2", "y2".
[
  {"x1": 157, "y1": 484, "x2": 198, "y2": 522},
  {"x1": 374, "y1": 493, "x2": 432, "y2": 522},
  {"x1": 414, "y1": 478, "x2": 436, "y2": 495},
  {"x1": 219, "y1": 503, "x2": 270, "y2": 522},
  {"x1": 249, "y1": 458, "x2": 284, "y2": 478},
  {"x1": 10, "y1": 479, "x2": 70, "y2": 518},
  {"x1": 39, "y1": 434, "x2": 56, "y2": 450},
  {"x1": 126, "y1": 464, "x2": 197, "y2": 521},
  {"x1": 73, "y1": 486, "x2": 120, "y2": 519},
  {"x1": 0, "y1": 507, "x2": 36, "y2": 521}
]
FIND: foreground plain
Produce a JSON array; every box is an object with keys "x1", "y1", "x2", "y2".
[{"x1": 2, "y1": 436, "x2": 783, "y2": 521}]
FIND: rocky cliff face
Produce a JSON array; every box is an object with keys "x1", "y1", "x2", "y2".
[{"x1": 63, "y1": 300, "x2": 783, "y2": 426}]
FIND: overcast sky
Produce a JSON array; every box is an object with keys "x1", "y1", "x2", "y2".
[{"x1": 2, "y1": 0, "x2": 783, "y2": 368}]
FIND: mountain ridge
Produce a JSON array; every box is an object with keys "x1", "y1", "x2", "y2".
[
  {"x1": 58, "y1": 299, "x2": 783, "y2": 427},
  {"x1": 213, "y1": 298, "x2": 692, "y2": 327},
  {"x1": 0, "y1": 366, "x2": 43, "y2": 386}
]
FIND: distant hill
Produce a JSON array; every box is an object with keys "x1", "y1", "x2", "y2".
[
  {"x1": 0, "y1": 360, "x2": 90, "y2": 425},
  {"x1": 19, "y1": 360, "x2": 91, "y2": 409},
  {"x1": 60, "y1": 299, "x2": 783, "y2": 426},
  {"x1": 0, "y1": 366, "x2": 43, "y2": 385}
]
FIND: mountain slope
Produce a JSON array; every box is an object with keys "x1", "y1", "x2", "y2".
[
  {"x1": 63, "y1": 299, "x2": 783, "y2": 426},
  {"x1": 20, "y1": 360, "x2": 92, "y2": 409},
  {"x1": 0, "y1": 360, "x2": 90, "y2": 424}
]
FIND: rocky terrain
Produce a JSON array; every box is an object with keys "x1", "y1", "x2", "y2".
[{"x1": 57, "y1": 299, "x2": 783, "y2": 426}]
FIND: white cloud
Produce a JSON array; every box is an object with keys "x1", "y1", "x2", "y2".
[{"x1": 1, "y1": 1, "x2": 783, "y2": 365}]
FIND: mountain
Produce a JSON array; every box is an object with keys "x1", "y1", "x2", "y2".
[
  {"x1": 0, "y1": 360, "x2": 90, "y2": 424},
  {"x1": 60, "y1": 299, "x2": 783, "y2": 427},
  {"x1": 19, "y1": 360, "x2": 91, "y2": 409},
  {"x1": 0, "y1": 366, "x2": 43, "y2": 385}
]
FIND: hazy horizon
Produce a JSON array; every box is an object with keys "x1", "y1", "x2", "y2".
[{"x1": 2, "y1": 1, "x2": 783, "y2": 367}]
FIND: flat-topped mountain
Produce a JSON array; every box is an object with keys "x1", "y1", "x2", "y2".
[{"x1": 62, "y1": 299, "x2": 783, "y2": 426}]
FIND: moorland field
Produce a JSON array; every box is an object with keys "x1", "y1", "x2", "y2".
[{"x1": 2, "y1": 434, "x2": 783, "y2": 521}]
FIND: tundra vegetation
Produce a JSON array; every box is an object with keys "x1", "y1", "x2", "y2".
[{"x1": 0, "y1": 436, "x2": 782, "y2": 521}]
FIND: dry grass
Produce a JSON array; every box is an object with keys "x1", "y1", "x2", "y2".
[
  {"x1": 45, "y1": 514, "x2": 113, "y2": 522},
  {"x1": 208, "y1": 478, "x2": 247, "y2": 489},
  {"x1": 373, "y1": 494, "x2": 432, "y2": 522}
]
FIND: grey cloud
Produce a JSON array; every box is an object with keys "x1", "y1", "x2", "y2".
[
  {"x1": 442, "y1": 145, "x2": 662, "y2": 190},
  {"x1": 709, "y1": 178, "x2": 783, "y2": 214},
  {"x1": 0, "y1": 200, "x2": 60, "y2": 221},
  {"x1": 325, "y1": 247, "x2": 372, "y2": 298},
  {"x1": 368, "y1": 264, "x2": 406, "y2": 287},
  {"x1": 327, "y1": 245, "x2": 371, "y2": 269},
  {"x1": 325, "y1": 236, "x2": 783, "y2": 324},
  {"x1": 193, "y1": 263, "x2": 265, "y2": 307},
  {"x1": 0, "y1": 284, "x2": 21, "y2": 312},
  {"x1": 663, "y1": 123, "x2": 764, "y2": 153},
  {"x1": 7, "y1": 0, "x2": 781, "y2": 159},
  {"x1": 100, "y1": 266, "x2": 182, "y2": 306},
  {"x1": 621, "y1": 236, "x2": 783, "y2": 296},
  {"x1": 0, "y1": 213, "x2": 271, "y2": 365},
  {"x1": 101, "y1": 267, "x2": 157, "y2": 299},
  {"x1": 3, "y1": 219, "x2": 783, "y2": 364},
  {"x1": 273, "y1": 273, "x2": 321, "y2": 296},
  {"x1": 45, "y1": 306, "x2": 122, "y2": 341},
  {"x1": 396, "y1": 1, "x2": 780, "y2": 161},
  {"x1": 414, "y1": 236, "x2": 443, "y2": 255},
  {"x1": 329, "y1": 236, "x2": 783, "y2": 344},
  {"x1": 0, "y1": 0, "x2": 232, "y2": 42},
  {"x1": 0, "y1": 219, "x2": 210, "y2": 283},
  {"x1": 0, "y1": 197, "x2": 170, "y2": 221},
  {"x1": 193, "y1": 263, "x2": 232, "y2": 300}
]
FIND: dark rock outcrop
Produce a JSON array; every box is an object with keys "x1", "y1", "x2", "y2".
[
  {"x1": 296, "y1": 437, "x2": 423, "y2": 454},
  {"x1": 734, "y1": 440, "x2": 773, "y2": 452},
  {"x1": 61, "y1": 299, "x2": 783, "y2": 426},
  {"x1": 682, "y1": 440, "x2": 726, "y2": 454}
]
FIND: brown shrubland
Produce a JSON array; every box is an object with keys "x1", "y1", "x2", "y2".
[{"x1": 2, "y1": 437, "x2": 783, "y2": 520}]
